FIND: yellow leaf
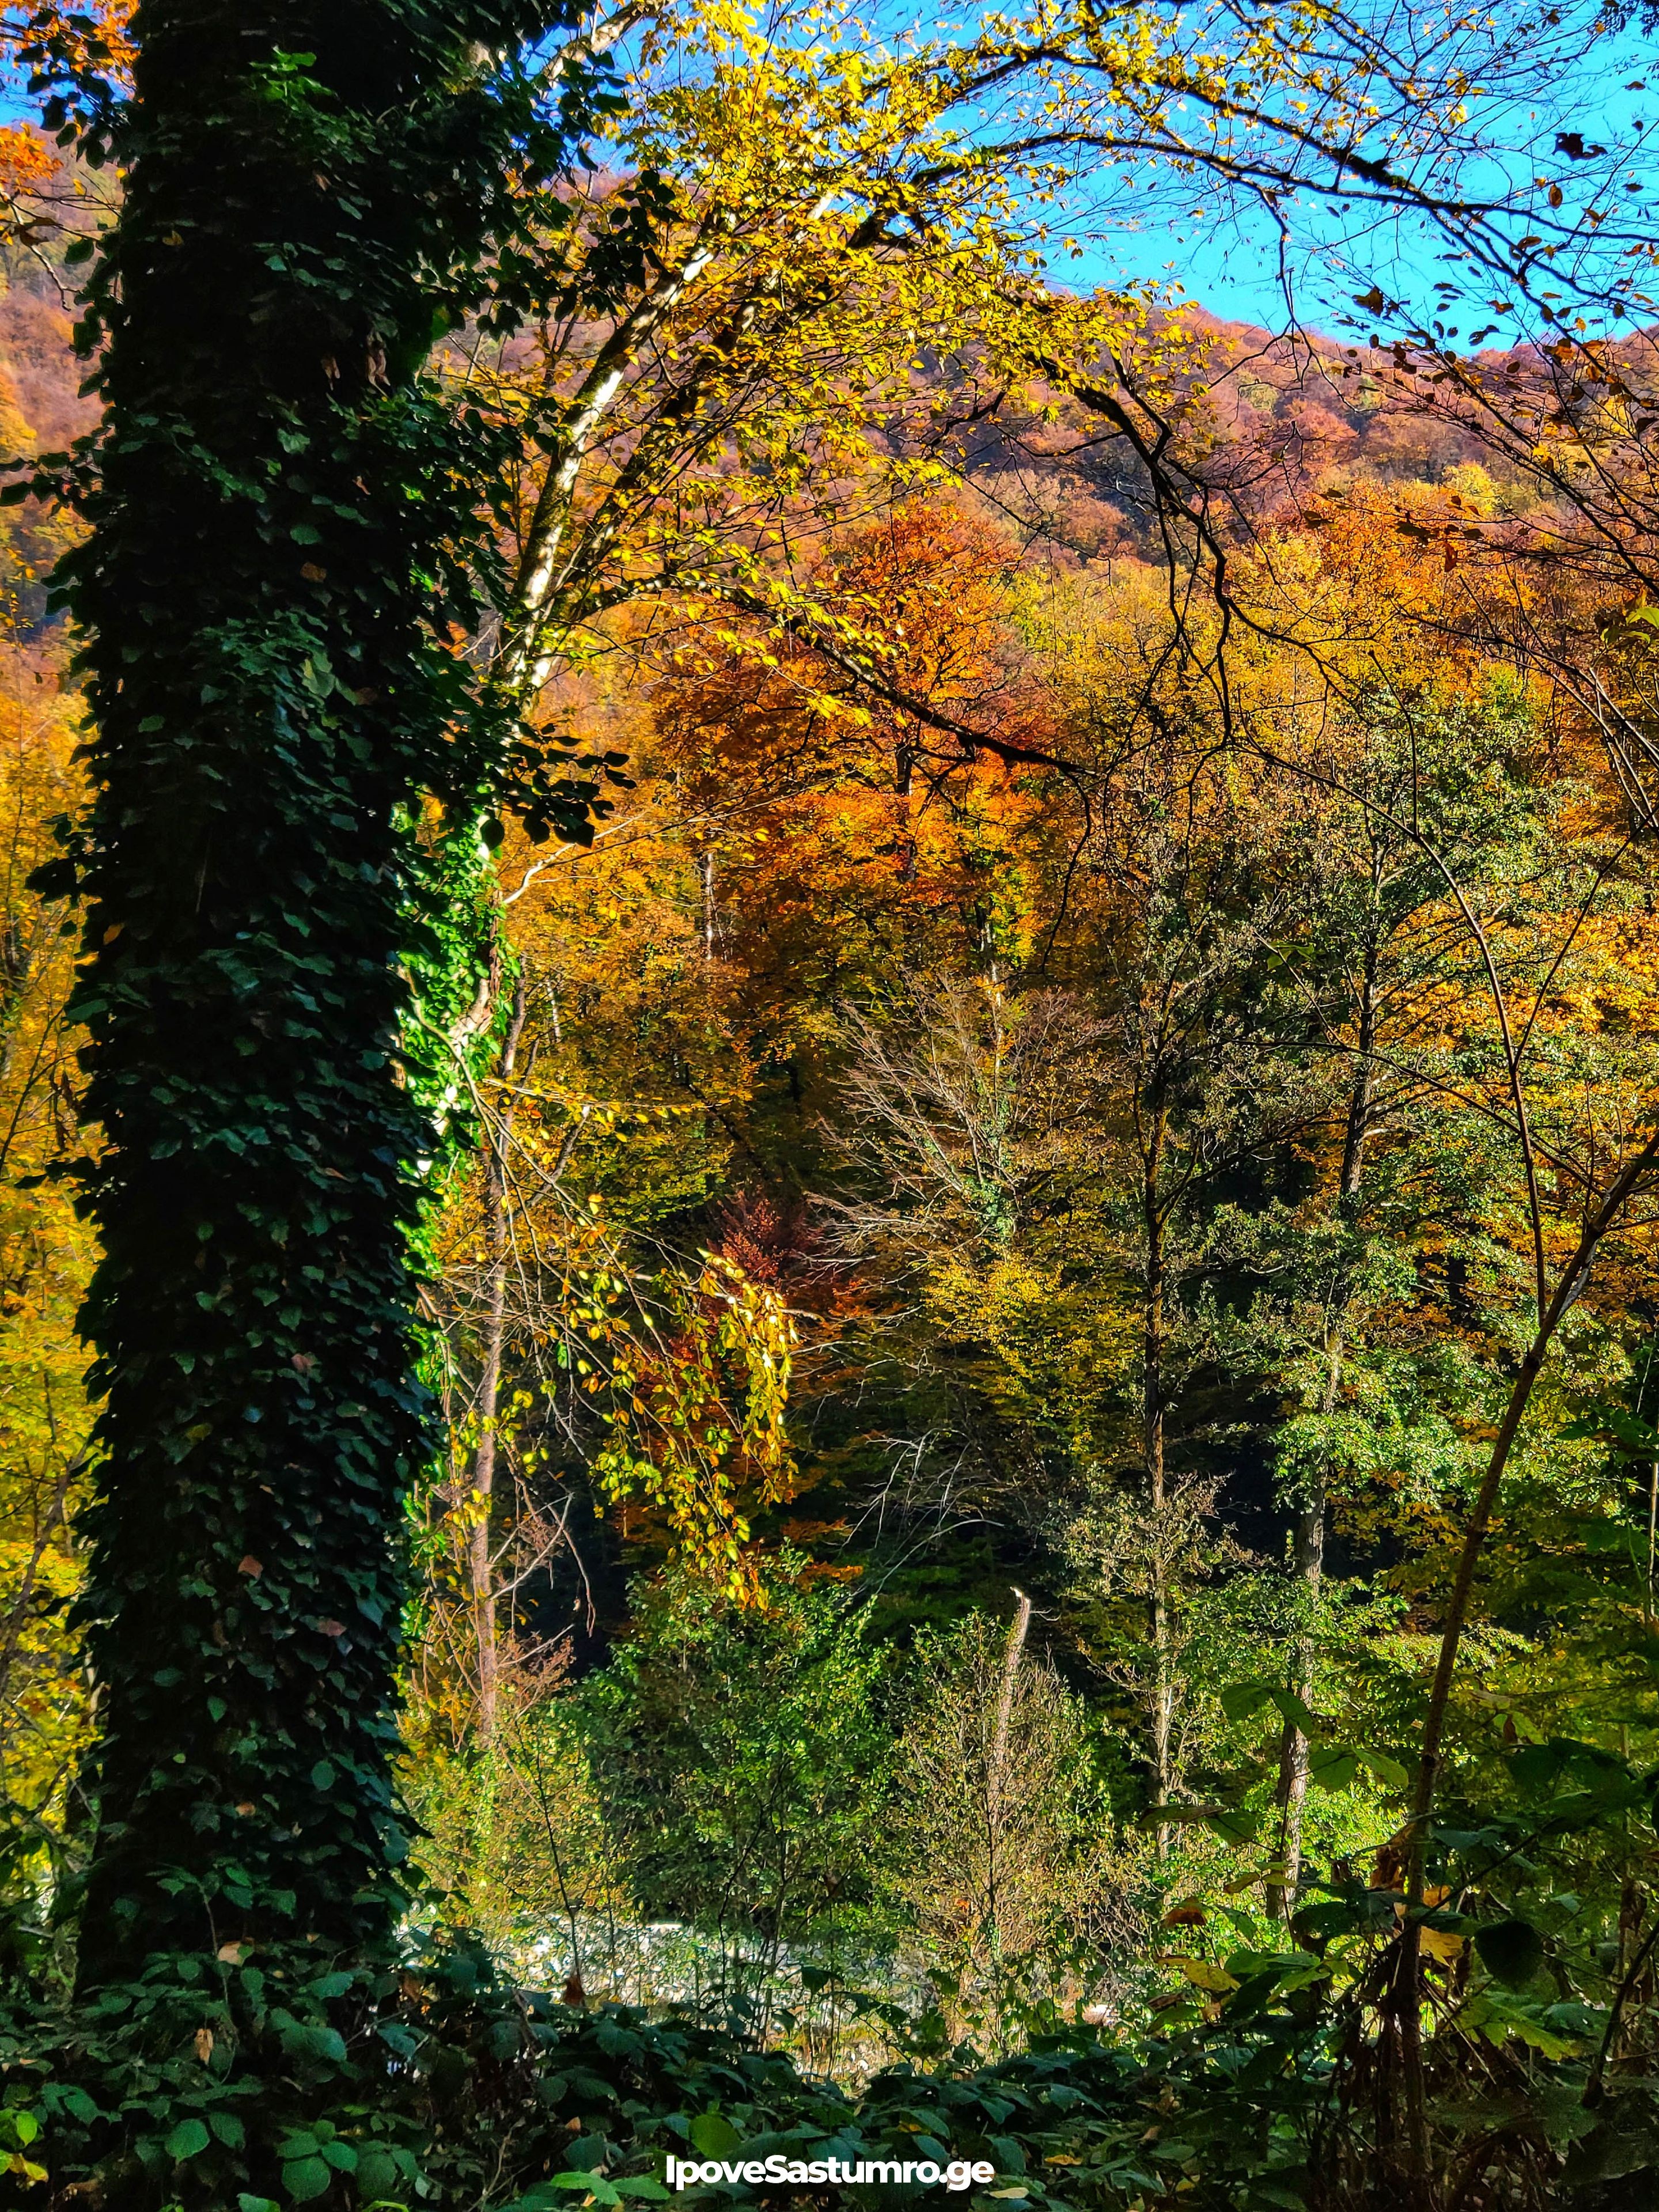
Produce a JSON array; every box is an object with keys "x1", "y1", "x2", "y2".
[{"x1": 1163, "y1": 1954, "x2": 1240, "y2": 1994}]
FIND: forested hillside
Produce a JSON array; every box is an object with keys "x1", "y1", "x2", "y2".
[{"x1": 5, "y1": 0, "x2": 1659, "y2": 2205}]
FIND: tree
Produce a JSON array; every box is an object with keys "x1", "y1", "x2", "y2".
[
  {"x1": 13, "y1": 7, "x2": 1654, "y2": 2205},
  {"x1": 1056, "y1": 713, "x2": 1320, "y2": 1834},
  {"x1": 29, "y1": 0, "x2": 1570, "y2": 1986},
  {"x1": 891, "y1": 1600, "x2": 1130, "y2": 2052},
  {"x1": 579, "y1": 1564, "x2": 892, "y2": 2046},
  {"x1": 1252, "y1": 680, "x2": 1542, "y2": 1917},
  {"x1": 40, "y1": 0, "x2": 609, "y2": 1986},
  {"x1": 427, "y1": 503, "x2": 1054, "y2": 1727},
  {"x1": 0, "y1": 614, "x2": 93, "y2": 1961}
]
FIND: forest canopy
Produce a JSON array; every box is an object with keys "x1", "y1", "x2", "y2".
[{"x1": 2, "y1": 1, "x2": 1659, "y2": 2208}]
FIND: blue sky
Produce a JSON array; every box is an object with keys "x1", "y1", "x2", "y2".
[
  {"x1": 1056, "y1": 14, "x2": 1659, "y2": 338},
  {"x1": 9, "y1": 1, "x2": 1650, "y2": 347}
]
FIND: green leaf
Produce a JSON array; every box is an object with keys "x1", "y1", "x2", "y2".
[
  {"x1": 688, "y1": 2113, "x2": 743, "y2": 2160},
  {"x1": 615, "y1": 2182, "x2": 672, "y2": 2200},
  {"x1": 1266, "y1": 1687, "x2": 1323, "y2": 1737},
  {"x1": 1582, "y1": 1519, "x2": 1639, "y2": 1555},
  {"x1": 1224, "y1": 1948, "x2": 1322, "y2": 1991},
  {"x1": 282, "y1": 2154, "x2": 334, "y2": 2203},
  {"x1": 550, "y1": 2178, "x2": 620, "y2": 2207},
  {"x1": 355, "y1": 2149, "x2": 399, "y2": 2196},
  {"x1": 1219, "y1": 1681, "x2": 1274, "y2": 1721},
  {"x1": 1459, "y1": 1984, "x2": 1583, "y2": 2057},
  {"x1": 1357, "y1": 1747, "x2": 1409, "y2": 1789},
  {"x1": 1308, "y1": 1746, "x2": 1360, "y2": 1792},
  {"x1": 1141, "y1": 1802, "x2": 1259, "y2": 1840},
  {"x1": 1293, "y1": 1896, "x2": 1371, "y2": 1942},
  {"x1": 1510, "y1": 1738, "x2": 1634, "y2": 1807},
  {"x1": 166, "y1": 2118, "x2": 211, "y2": 2161},
  {"x1": 1475, "y1": 1916, "x2": 1546, "y2": 1987}
]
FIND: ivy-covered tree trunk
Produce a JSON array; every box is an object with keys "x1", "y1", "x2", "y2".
[{"x1": 50, "y1": 0, "x2": 579, "y2": 1986}]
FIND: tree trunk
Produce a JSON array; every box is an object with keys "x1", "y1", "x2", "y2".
[
  {"x1": 1142, "y1": 1108, "x2": 1173, "y2": 1851},
  {"x1": 984, "y1": 1589, "x2": 1031, "y2": 2021},
  {"x1": 471, "y1": 980, "x2": 527, "y2": 1740},
  {"x1": 700, "y1": 849, "x2": 717, "y2": 958},
  {"x1": 895, "y1": 741, "x2": 916, "y2": 881},
  {"x1": 1395, "y1": 1126, "x2": 1659, "y2": 2202},
  {"x1": 986, "y1": 1588, "x2": 1032, "y2": 1842},
  {"x1": 1269, "y1": 942, "x2": 1377, "y2": 1921},
  {"x1": 1267, "y1": 1353, "x2": 1334, "y2": 1921},
  {"x1": 63, "y1": 0, "x2": 574, "y2": 1987}
]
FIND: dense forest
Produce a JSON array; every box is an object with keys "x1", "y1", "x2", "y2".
[{"x1": 6, "y1": 0, "x2": 1659, "y2": 2206}]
